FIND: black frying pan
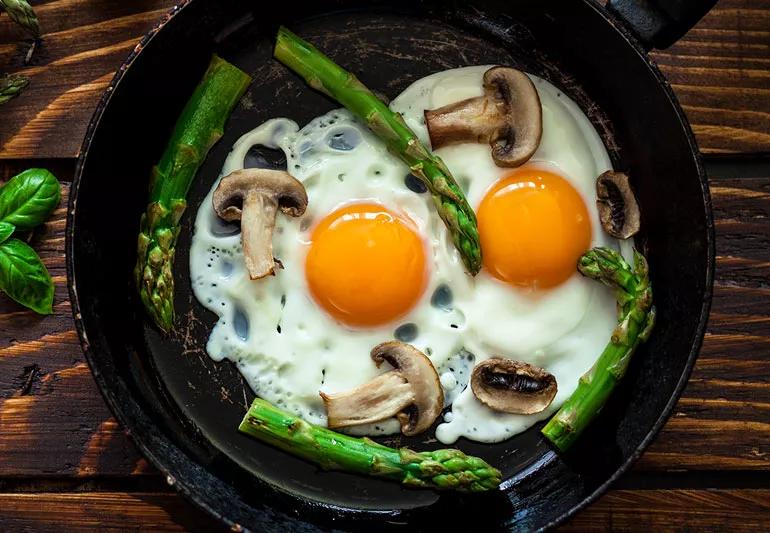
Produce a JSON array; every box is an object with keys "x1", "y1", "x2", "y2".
[{"x1": 67, "y1": 1, "x2": 716, "y2": 530}]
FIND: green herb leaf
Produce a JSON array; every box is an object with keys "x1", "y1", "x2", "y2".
[
  {"x1": 0, "y1": 221, "x2": 14, "y2": 243},
  {"x1": 0, "y1": 168, "x2": 61, "y2": 229},
  {"x1": 0, "y1": 237, "x2": 54, "y2": 314}
]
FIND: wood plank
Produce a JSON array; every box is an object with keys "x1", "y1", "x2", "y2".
[
  {"x1": 1, "y1": 0, "x2": 768, "y2": 158},
  {"x1": 0, "y1": 489, "x2": 767, "y2": 531},
  {"x1": 652, "y1": 0, "x2": 770, "y2": 154},
  {"x1": 0, "y1": 165, "x2": 769, "y2": 476},
  {"x1": 0, "y1": 363, "x2": 151, "y2": 477},
  {"x1": 0, "y1": 491, "x2": 222, "y2": 532},
  {"x1": 0, "y1": 178, "x2": 149, "y2": 477},
  {"x1": 561, "y1": 489, "x2": 770, "y2": 532},
  {"x1": 0, "y1": 0, "x2": 175, "y2": 159}
]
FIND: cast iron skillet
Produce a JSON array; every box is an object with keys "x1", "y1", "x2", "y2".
[{"x1": 67, "y1": 0, "x2": 716, "y2": 530}]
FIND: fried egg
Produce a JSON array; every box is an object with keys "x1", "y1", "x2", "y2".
[{"x1": 190, "y1": 65, "x2": 622, "y2": 444}]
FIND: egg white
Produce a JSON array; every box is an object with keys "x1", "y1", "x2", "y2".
[{"x1": 190, "y1": 66, "x2": 621, "y2": 444}]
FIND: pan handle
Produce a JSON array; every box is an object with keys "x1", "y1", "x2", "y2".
[{"x1": 607, "y1": 0, "x2": 717, "y2": 50}]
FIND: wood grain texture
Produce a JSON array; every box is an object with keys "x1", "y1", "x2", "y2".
[
  {"x1": 1, "y1": 0, "x2": 769, "y2": 158},
  {"x1": 652, "y1": 0, "x2": 770, "y2": 155},
  {"x1": 0, "y1": 492, "x2": 222, "y2": 532},
  {"x1": 0, "y1": 489, "x2": 767, "y2": 532},
  {"x1": 562, "y1": 489, "x2": 770, "y2": 532},
  {"x1": 0, "y1": 0, "x2": 175, "y2": 158}
]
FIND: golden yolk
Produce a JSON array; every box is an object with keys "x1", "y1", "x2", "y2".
[
  {"x1": 477, "y1": 168, "x2": 592, "y2": 289},
  {"x1": 305, "y1": 203, "x2": 427, "y2": 327}
]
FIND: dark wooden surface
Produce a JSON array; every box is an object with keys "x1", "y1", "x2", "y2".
[{"x1": 1, "y1": 0, "x2": 769, "y2": 530}]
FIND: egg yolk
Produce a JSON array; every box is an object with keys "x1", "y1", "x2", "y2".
[
  {"x1": 477, "y1": 168, "x2": 592, "y2": 289},
  {"x1": 305, "y1": 203, "x2": 427, "y2": 327}
]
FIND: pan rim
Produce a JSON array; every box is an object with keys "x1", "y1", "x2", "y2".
[{"x1": 66, "y1": 1, "x2": 716, "y2": 531}]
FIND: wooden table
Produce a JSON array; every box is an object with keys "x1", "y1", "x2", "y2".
[{"x1": 1, "y1": 1, "x2": 769, "y2": 530}]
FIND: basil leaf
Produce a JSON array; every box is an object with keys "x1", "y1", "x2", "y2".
[
  {"x1": 0, "y1": 221, "x2": 13, "y2": 243},
  {"x1": 0, "y1": 168, "x2": 61, "y2": 229},
  {"x1": 0, "y1": 238, "x2": 54, "y2": 314}
]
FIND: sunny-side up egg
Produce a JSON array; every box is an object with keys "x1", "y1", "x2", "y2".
[{"x1": 190, "y1": 65, "x2": 624, "y2": 444}]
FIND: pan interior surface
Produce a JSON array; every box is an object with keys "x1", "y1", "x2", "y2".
[{"x1": 70, "y1": 1, "x2": 712, "y2": 530}]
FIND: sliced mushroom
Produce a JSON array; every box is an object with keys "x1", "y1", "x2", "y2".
[
  {"x1": 320, "y1": 372, "x2": 415, "y2": 428},
  {"x1": 424, "y1": 66, "x2": 542, "y2": 167},
  {"x1": 213, "y1": 169, "x2": 307, "y2": 279},
  {"x1": 371, "y1": 342, "x2": 444, "y2": 435},
  {"x1": 470, "y1": 358, "x2": 556, "y2": 414},
  {"x1": 596, "y1": 171, "x2": 641, "y2": 239},
  {"x1": 320, "y1": 341, "x2": 443, "y2": 436}
]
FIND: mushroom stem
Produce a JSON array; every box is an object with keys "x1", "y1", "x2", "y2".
[
  {"x1": 321, "y1": 372, "x2": 415, "y2": 429},
  {"x1": 241, "y1": 191, "x2": 279, "y2": 279},
  {"x1": 212, "y1": 168, "x2": 308, "y2": 280},
  {"x1": 425, "y1": 96, "x2": 502, "y2": 149}
]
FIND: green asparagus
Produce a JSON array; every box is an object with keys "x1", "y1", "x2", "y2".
[
  {"x1": 135, "y1": 55, "x2": 251, "y2": 332},
  {"x1": 541, "y1": 247, "x2": 655, "y2": 451},
  {"x1": 239, "y1": 398, "x2": 501, "y2": 492},
  {"x1": 0, "y1": 0, "x2": 39, "y2": 37},
  {"x1": 274, "y1": 27, "x2": 482, "y2": 274},
  {"x1": 0, "y1": 73, "x2": 29, "y2": 105}
]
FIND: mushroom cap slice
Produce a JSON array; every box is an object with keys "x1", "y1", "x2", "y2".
[
  {"x1": 371, "y1": 341, "x2": 444, "y2": 436},
  {"x1": 423, "y1": 66, "x2": 542, "y2": 168},
  {"x1": 212, "y1": 168, "x2": 307, "y2": 279},
  {"x1": 212, "y1": 168, "x2": 308, "y2": 222},
  {"x1": 483, "y1": 67, "x2": 543, "y2": 167},
  {"x1": 470, "y1": 358, "x2": 557, "y2": 415},
  {"x1": 596, "y1": 171, "x2": 641, "y2": 239}
]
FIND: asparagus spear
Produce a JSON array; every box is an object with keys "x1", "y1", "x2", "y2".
[
  {"x1": 0, "y1": 0, "x2": 39, "y2": 38},
  {"x1": 239, "y1": 398, "x2": 501, "y2": 492},
  {"x1": 135, "y1": 55, "x2": 251, "y2": 332},
  {"x1": 274, "y1": 27, "x2": 482, "y2": 274},
  {"x1": 541, "y1": 247, "x2": 655, "y2": 451},
  {"x1": 0, "y1": 73, "x2": 29, "y2": 105}
]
